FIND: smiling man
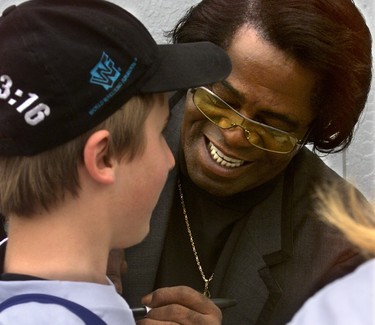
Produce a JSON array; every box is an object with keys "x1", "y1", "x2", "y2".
[{"x1": 121, "y1": 0, "x2": 373, "y2": 324}]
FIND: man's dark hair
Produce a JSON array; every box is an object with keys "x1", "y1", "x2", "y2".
[{"x1": 170, "y1": 0, "x2": 372, "y2": 153}]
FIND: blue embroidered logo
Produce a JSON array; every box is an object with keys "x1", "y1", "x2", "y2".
[
  {"x1": 90, "y1": 52, "x2": 121, "y2": 91},
  {"x1": 88, "y1": 57, "x2": 138, "y2": 116}
]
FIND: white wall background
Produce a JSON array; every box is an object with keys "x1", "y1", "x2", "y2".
[{"x1": 1, "y1": 0, "x2": 374, "y2": 201}]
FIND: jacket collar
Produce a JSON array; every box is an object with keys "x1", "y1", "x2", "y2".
[{"x1": 211, "y1": 158, "x2": 297, "y2": 324}]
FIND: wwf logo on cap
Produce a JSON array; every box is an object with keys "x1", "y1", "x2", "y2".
[{"x1": 90, "y1": 52, "x2": 121, "y2": 90}]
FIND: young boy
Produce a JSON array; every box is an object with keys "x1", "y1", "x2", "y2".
[{"x1": 0, "y1": 0, "x2": 231, "y2": 323}]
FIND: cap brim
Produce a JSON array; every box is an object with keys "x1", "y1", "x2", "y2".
[{"x1": 140, "y1": 41, "x2": 231, "y2": 93}]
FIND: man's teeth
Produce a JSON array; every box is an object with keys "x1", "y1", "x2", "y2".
[{"x1": 209, "y1": 142, "x2": 245, "y2": 168}]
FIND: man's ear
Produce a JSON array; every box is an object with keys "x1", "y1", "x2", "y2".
[{"x1": 83, "y1": 130, "x2": 115, "y2": 184}]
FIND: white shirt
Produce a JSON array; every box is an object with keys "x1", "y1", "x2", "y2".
[
  {"x1": 0, "y1": 238, "x2": 135, "y2": 324},
  {"x1": 0, "y1": 278, "x2": 135, "y2": 324},
  {"x1": 288, "y1": 259, "x2": 375, "y2": 325}
]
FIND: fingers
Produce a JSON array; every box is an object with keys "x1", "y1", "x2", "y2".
[
  {"x1": 143, "y1": 286, "x2": 217, "y2": 313},
  {"x1": 139, "y1": 286, "x2": 222, "y2": 325},
  {"x1": 106, "y1": 249, "x2": 127, "y2": 294}
]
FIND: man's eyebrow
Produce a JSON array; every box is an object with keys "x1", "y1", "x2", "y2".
[
  {"x1": 219, "y1": 80, "x2": 245, "y2": 101},
  {"x1": 218, "y1": 80, "x2": 300, "y2": 129}
]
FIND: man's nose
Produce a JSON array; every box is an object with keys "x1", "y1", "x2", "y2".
[{"x1": 220, "y1": 124, "x2": 252, "y2": 147}]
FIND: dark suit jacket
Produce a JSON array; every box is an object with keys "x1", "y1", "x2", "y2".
[{"x1": 123, "y1": 95, "x2": 365, "y2": 325}]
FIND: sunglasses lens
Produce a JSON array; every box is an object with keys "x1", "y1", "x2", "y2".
[
  {"x1": 244, "y1": 124, "x2": 297, "y2": 153},
  {"x1": 193, "y1": 88, "x2": 298, "y2": 154},
  {"x1": 193, "y1": 88, "x2": 234, "y2": 128}
]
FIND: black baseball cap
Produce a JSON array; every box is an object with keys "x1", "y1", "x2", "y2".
[{"x1": 0, "y1": 0, "x2": 231, "y2": 156}]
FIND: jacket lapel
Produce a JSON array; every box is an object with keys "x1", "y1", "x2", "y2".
[
  {"x1": 213, "y1": 166, "x2": 295, "y2": 324},
  {"x1": 213, "y1": 218, "x2": 271, "y2": 324}
]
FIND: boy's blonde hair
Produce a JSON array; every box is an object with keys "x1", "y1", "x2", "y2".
[
  {"x1": 316, "y1": 184, "x2": 375, "y2": 257},
  {"x1": 0, "y1": 94, "x2": 154, "y2": 217}
]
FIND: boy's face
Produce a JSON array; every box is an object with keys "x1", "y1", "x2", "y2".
[{"x1": 114, "y1": 93, "x2": 175, "y2": 248}]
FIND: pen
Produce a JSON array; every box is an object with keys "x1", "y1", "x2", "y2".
[{"x1": 132, "y1": 297, "x2": 237, "y2": 318}]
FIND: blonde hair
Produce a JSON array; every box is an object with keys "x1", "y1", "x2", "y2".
[
  {"x1": 316, "y1": 184, "x2": 375, "y2": 257},
  {"x1": 0, "y1": 94, "x2": 154, "y2": 217}
]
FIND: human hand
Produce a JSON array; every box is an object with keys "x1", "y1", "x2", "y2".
[
  {"x1": 136, "y1": 286, "x2": 222, "y2": 325},
  {"x1": 106, "y1": 249, "x2": 127, "y2": 294}
]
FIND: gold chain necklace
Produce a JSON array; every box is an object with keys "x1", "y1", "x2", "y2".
[{"x1": 178, "y1": 180, "x2": 214, "y2": 298}]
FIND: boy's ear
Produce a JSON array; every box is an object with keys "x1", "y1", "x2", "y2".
[{"x1": 83, "y1": 130, "x2": 115, "y2": 184}]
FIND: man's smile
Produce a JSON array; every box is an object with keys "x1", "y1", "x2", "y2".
[{"x1": 208, "y1": 142, "x2": 246, "y2": 168}]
